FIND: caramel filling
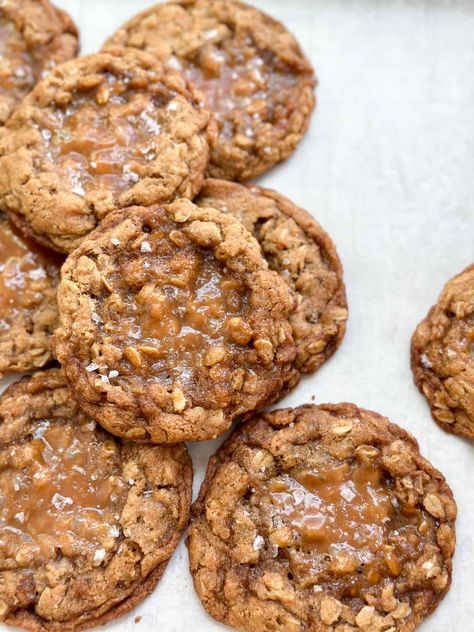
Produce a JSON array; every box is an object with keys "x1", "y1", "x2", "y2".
[
  {"x1": 0, "y1": 421, "x2": 125, "y2": 562},
  {"x1": 0, "y1": 16, "x2": 35, "y2": 103},
  {"x1": 173, "y1": 35, "x2": 298, "y2": 142},
  {"x1": 268, "y1": 461, "x2": 423, "y2": 595},
  {"x1": 96, "y1": 212, "x2": 253, "y2": 408},
  {"x1": 270, "y1": 463, "x2": 392, "y2": 553},
  {"x1": 43, "y1": 78, "x2": 172, "y2": 198},
  {"x1": 0, "y1": 217, "x2": 59, "y2": 326}
]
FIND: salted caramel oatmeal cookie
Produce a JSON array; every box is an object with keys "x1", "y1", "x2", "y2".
[
  {"x1": 412, "y1": 264, "x2": 474, "y2": 439},
  {"x1": 0, "y1": 48, "x2": 216, "y2": 253},
  {"x1": 105, "y1": 0, "x2": 315, "y2": 181},
  {"x1": 196, "y1": 179, "x2": 347, "y2": 391},
  {"x1": 0, "y1": 212, "x2": 60, "y2": 377},
  {"x1": 189, "y1": 404, "x2": 456, "y2": 632},
  {"x1": 0, "y1": 0, "x2": 78, "y2": 125},
  {"x1": 54, "y1": 199, "x2": 296, "y2": 444},
  {"x1": 0, "y1": 368, "x2": 192, "y2": 631}
]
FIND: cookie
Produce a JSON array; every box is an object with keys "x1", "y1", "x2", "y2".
[
  {"x1": 189, "y1": 403, "x2": 456, "y2": 632},
  {"x1": 0, "y1": 0, "x2": 78, "y2": 125},
  {"x1": 195, "y1": 179, "x2": 348, "y2": 391},
  {"x1": 0, "y1": 212, "x2": 60, "y2": 377},
  {"x1": 411, "y1": 264, "x2": 474, "y2": 439},
  {"x1": 0, "y1": 368, "x2": 192, "y2": 631},
  {"x1": 105, "y1": 0, "x2": 315, "y2": 181},
  {"x1": 54, "y1": 199, "x2": 296, "y2": 444},
  {"x1": 0, "y1": 48, "x2": 216, "y2": 253}
]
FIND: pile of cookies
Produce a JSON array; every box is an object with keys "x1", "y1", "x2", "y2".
[{"x1": 0, "y1": 1, "x2": 459, "y2": 631}]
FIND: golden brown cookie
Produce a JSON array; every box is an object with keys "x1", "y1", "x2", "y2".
[
  {"x1": 411, "y1": 264, "x2": 474, "y2": 439},
  {"x1": 0, "y1": 0, "x2": 78, "y2": 125},
  {"x1": 0, "y1": 48, "x2": 216, "y2": 253},
  {"x1": 195, "y1": 179, "x2": 348, "y2": 391},
  {"x1": 54, "y1": 199, "x2": 296, "y2": 444},
  {"x1": 105, "y1": 0, "x2": 315, "y2": 181},
  {"x1": 0, "y1": 212, "x2": 61, "y2": 377},
  {"x1": 0, "y1": 368, "x2": 192, "y2": 632},
  {"x1": 189, "y1": 404, "x2": 456, "y2": 632}
]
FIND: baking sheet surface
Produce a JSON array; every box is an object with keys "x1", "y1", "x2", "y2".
[{"x1": 2, "y1": 0, "x2": 474, "y2": 629}]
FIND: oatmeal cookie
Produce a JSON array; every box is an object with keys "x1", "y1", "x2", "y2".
[
  {"x1": 0, "y1": 48, "x2": 216, "y2": 253},
  {"x1": 54, "y1": 199, "x2": 296, "y2": 444},
  {"x1": 189, "y1": 404, "x2": 456, "y2": 632},
  {"x1": 0, "y1": 212, "x2": 60, "y2": 377},
  {"x1": 105, "y1": 0, "x2": 315, "y2": 181},
  {"x1": 0, "y1": 0, "x2": 78, "y2": 125},
  {"x1": 196, "y1": 179, "x2": 348, "y2": 391},
  {"x1": 411, "y1": 264, "x2": 474, "y2": 439},
  {"x1": 0, "y1": 368, "x2": 192, "y2": 632}
]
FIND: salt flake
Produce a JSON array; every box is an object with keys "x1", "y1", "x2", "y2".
[{"x1": 253, "y1": 535, "x2": 265, "y2": 551}]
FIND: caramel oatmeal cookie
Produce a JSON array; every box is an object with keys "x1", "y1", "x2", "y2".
[
  {"x1": 0, "y1": 368, "x2": 192, "y2": 632},
  {"x1": 0, "y1": 212, "x2": 60, "y2": 377},
  {"x1": 189, "y1": 404, "x2": 456, "y2": 632},
  {"x1": 0, "y1": 0, "x2": 78, "y2": 125},
  {"x1": 0, "y1": 48, "x2": 216, "y2": 253},
  {"x1": 411, "y1": 264, "x2": 474, "y2": 439},
  {"x1": 195, "y1": 179, "x2": 348, "y2": 391},
  {"x1": 105, "y1": 0, "x2": 315, "y2": 181},
  {"x1": 54, "y1": 199, "x2": 296, "y2": 444}
]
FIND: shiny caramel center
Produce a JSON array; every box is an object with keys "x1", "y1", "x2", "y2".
[
  {"x1": 0, "y1": 421, "x2": 124, "y2": 561},
  {"x1": 171, "y1": 34, "x2": 297, "y2": 141},
  {"x1": 42, "y1": 79, "x2": 168, "y2": 198},
  {"x1": 92, "y1": 209, "x2": 254, "y2": 412},
  {"x1": 270, "y1": 463, "x2": 393, "y2": 554},
  {"x1": 268, "y1": 460, "x2": 424, "y2": 595},
  {"x1": 94, "y1": 213, "x2": 252, "y2": 408}
]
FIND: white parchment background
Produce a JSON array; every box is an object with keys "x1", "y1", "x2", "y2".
[{"x1": 2, "y1": 0, "x2": 474, "y2": 629}]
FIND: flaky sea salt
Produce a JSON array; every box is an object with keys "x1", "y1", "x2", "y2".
[
  {"x1": 253, "y1": 535, "x2": 265, "y2": 551},
  {"x1": 140, "y1": 241, "x2": 152, "y2": 253},
  {"x1": 86, "y1": 362, "x2": 99, "y2": 372},
  {"x1": 420, "y1": 353, "x2": 432, "y2": 368},
  {"x1": 51, "y1": 493, "x2": 73, "y2": 510},
  {"x1": 109, "y1": 525, "x2": 121, "y2": 538},
  {"x1": 93, "y1": 549, "x2": 106, "y2": 563},
  {"x1": 340, "y1": 483, "x2": 356, "y2": 502}
]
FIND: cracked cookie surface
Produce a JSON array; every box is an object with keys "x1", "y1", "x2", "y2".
[
  {"x1": 0, "y1": 0, "x2": 78, "y2": 125},
  {"x1": 0, "y1": 368, "x2": 192, "y2": 632},
  {"x1": 0, "y1": 212, "x2": 60, "y2": 377},
  {"x1": 54, "y1": 199, "x2": 296, "y2": 443},
  {"x1": 105, "y1": 0, "x2": 315, "y2": 181},
  {"x1": 411, "y1": 264, "x2": 474, "y2": 439},
  {"x1": 0, "y1": 48, "x2": 216, "y2": 253},
  {"x1": 195, "y1": 179, "x2": 348, "y2": 392},
  {"x1": 189, "y1": 404, "x2": 456, "y2": 632}
]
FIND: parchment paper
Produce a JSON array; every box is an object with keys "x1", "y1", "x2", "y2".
[{"x1": 2, "y1": 1, "x2": 474, "y2": 629}]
